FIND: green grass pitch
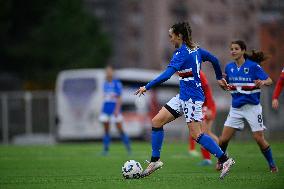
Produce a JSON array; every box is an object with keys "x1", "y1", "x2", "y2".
[{"x1": 0, "y1": 141, "x2": 283, "y2": 189}]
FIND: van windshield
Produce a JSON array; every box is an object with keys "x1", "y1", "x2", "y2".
[{"x1": 63, "y1": 78, "x2": 97, "y2": 97}]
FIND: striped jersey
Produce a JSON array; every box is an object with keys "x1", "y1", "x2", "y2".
[
  {"x1": 225, "y1": 59, "x2": 268, "y2": 108},
  {"x1": 168, "y1": 43, "x2": 222, "y2": 102}
]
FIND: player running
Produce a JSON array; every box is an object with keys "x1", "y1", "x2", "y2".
[
  {"x1": 272, "y1": 67, "x2": 284, "y2": 110},
  {"x1": 99, "y1": 65, "x2": 131, "y2": 156},
  {"x1": 217, "y1": 40, "x2": 278, "y2": 173},
  {"x1": 135, "y1": 22, "x2": 235, "y2": 179},
  {"x1": 188, "y1": 70, "x2": 219, "y2": 166}
]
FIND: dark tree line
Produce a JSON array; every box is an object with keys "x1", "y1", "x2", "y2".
[{"x1": 0, "y1": 0, "x2": 111, "y2": 89}]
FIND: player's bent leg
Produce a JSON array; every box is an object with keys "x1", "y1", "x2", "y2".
[
  {"x1": 142, "y1": 107, "x2": 175, "y2": 178},
  {"x1": 189, "y1": 122, "x2": 224, "y2": 159},
  {"x1": 189, "y1": 122, "x2": 235, "y2": 179},
  {"x1": 203, "y1": 119, "x2": 219, "y2": 143},
  {"x1": 198, "y1": 120, "x2": 215, "y2": 163},
  {"x1": 219, "y1": 126, "x2": 236, "y2": 152},
  {"x1": 252, "y1": 131, "x2": 278, "y2": 173}
]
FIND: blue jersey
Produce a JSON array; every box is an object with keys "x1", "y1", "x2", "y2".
[
  {"x1": 168, "y1": 43, "x2": 222, "y2": 101},
  {"x1": 101, "y1": 79, "x2": 122, "y2": 115},
  {"x1": 225, "y1": 59, "x2": 268, "y2": 108}
]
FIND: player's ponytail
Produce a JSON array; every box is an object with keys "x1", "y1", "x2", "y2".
[
  {"x1": 171, "y1": 22, "x2": 198, "y2": 50},
  {"x1": 231, "y1": 40, "x2": 269, "y2": 64},
  {"x1": 244, "y1": 50, "x2": 268, "y2": 64}
]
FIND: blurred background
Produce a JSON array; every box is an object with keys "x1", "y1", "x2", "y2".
[{"x1": 0, "y1": 0, "x2": 283, "y2": 145}]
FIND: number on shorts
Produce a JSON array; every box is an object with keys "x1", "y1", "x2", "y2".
[
  {"x1": 257, "y1": 114, "x2": 263, "y2": 123},
  {"x1": 184, "y1": 107, "x2": 188, "y2": 118}
]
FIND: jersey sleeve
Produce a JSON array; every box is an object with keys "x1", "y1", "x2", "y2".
[
  {"x1": 145, "y1": 67, "x2": 176, "y2": 90},
  {"x1": 224, "y1": 64, "x2": 229, "y2": 82},
  {"x1": 272, "y1": 69, "x2": 284, "y2": 99},
  {"x1": 168, "y1": 49, "x2": 186, "y2": 71},
  {"x1": 199, "y1": 48, "x2": 222, "y2": 80},
  {"x1": 254, "y1": 64, "x2": 268, "y2": 80}
]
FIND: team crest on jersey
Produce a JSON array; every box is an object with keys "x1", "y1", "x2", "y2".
[
  {"x1": 244, "y1": 68, "x2": 249, "y2": 74},
  {"x1": 231, "y1": 68, "x2": 234, "y2": 73}
]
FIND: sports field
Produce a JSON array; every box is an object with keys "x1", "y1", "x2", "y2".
[{"x1": 0, "y1": 141, "x2": 283, "y2": 189}]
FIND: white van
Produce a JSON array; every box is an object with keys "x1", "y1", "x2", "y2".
[{"x1": 55, "y1": 68, "x2": 179, "y2": 140}]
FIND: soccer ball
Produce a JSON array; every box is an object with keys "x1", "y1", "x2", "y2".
[{"x1": 121, "y1": 160, "x2": 143, "y2": 179}]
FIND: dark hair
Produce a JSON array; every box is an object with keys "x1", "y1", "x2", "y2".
[
  {"x1": 231, "y1": 40, "x2": 268, "y2": 64},
  {"x1": 171, "y1": 22, "x2": 197, "y2": 49}
]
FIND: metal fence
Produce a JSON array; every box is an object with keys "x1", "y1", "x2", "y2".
[
  {"x1": 0, "y1": 91, "x2": 55, "y2": 144},
  {"x1": 0, "y1": 89, "x2": 283, "y2": 145}
]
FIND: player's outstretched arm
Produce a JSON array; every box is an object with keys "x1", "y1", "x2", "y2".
[
  {"x1": 134, "y1": 67, "x2": 176, "y2": 97},
  {"x1": 199, "y1": 48, "x2": 223, "y2": 80},
  {"x1": 199, "y1": 48, "x2": 229, "y2": 90}
]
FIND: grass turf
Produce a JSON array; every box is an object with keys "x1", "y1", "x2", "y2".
[{"x1": 0, "y1": 141, "x2": 283, "y2": 189}]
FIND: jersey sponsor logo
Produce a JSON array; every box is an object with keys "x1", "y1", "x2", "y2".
[{"x1": 228, "y1": 76, "x2": 252, "y2": 82}]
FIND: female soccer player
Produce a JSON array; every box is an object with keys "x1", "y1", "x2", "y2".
[
  {"x1": 99, "y1": 65, "x2": 131, "y2": 155},
  {"x1": 188, "y1": 70, "x2": 218, "y2": 166},
  {"x1": 135, "y1": 22, "x2": 235, "y2": 179},
  {"x1": 217, "y1": 40, "x2": 278, "y2": 173},
  {"x1": 272, "y1": 67, "x2": 284, "y2": 110}
]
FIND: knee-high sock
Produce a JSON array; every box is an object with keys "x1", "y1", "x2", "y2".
[
  {"x1": 201, "y1": 147, "x2": 211, "y2": 160},
  {"x1": 262, "y1": 146, "x2": 276, "y2": 167},
  {"x1": 103, "y1": 134, "x2": 111, "y2": 152},
  {"x1": 196, "y1": 133, "x2": 224, "y2": 159},
  {"x1": 219, "y1": 142, "x2": 228, "y2": 153},
  {"x1": 151, "y1": 127, "x2": 164, "y2": 159},
  {"x1": 120, "y1": 133, "x2": 131, "y2": 152},
  {"x1": 189, "y1": 136, "x2": 196, "y2": 151}
]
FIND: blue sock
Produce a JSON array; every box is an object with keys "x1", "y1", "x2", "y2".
[
  {"x1": 121, "y1": 133, "x2": 131, "y2": 153},
  {"x1": 151, "y1": 127, "x2": 164, "y2": 158},
  {"x1": 103, "y1": 134, "x2": 111, "y2": 152},
  {"x1": 262, "y1": 146, "x2": 276, "y2": 167},
  {"x1": 196, "y1": 133, "x2": 224, "y2": 158}
]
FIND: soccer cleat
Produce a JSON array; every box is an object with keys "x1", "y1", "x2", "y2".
[
  {"x1": 220, "y1": 158, "x2": 235, "y2": 179},
  {"x1": 215, "y1": 160, "x2": 223, "y2": 171},
  {"x1": 270, "y1": 166, "x2": 278, "y2": 173},
  {"x1": 141, "y1": 159, "x2": 163, "y2": 178},
  {"x1": 188, "y1": 150, "x2": 200, "y2": 157}
]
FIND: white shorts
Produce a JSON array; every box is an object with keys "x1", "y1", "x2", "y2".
[
  {"x1": 224, "y1": 104, "x2": 266, "y2": 132},
  {"x1": 165, "y1": 94, "x2": 203, "y2": 123},
  {"x1": 99, "y1": 113, "x2": 123, "y2": 123}
]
